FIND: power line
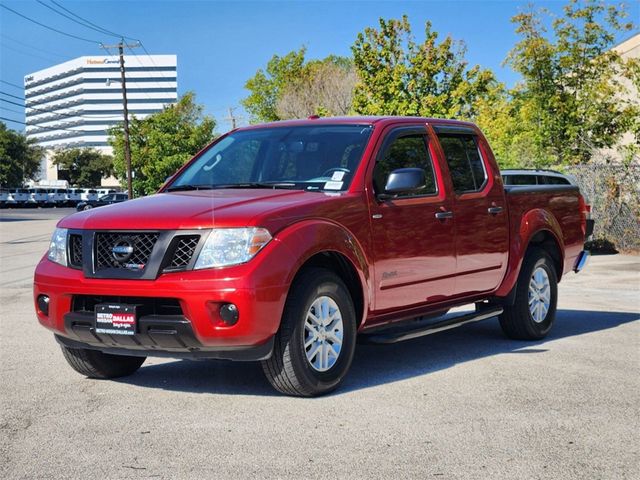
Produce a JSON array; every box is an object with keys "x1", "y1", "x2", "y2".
[
  {"x1": 125, "y1": 45, "x2": 172, "y2": 93},
  {"x1": 0, "y1": 4, "x2": 102, "y2": 45},
  {"x1": 1, "y1": 116, "x2": 26, "y2": 125},
  {"x1": 1, "y1": 96, "x2": 126, "y2": 121},
  {"x1": 1, "y1": 42, "x2": 58, "y2": 63},
  {"x1": 0, "y1": 113, "x2": 104, "y2": 134},
  {"x1": 1, "y1": 33, "x2": 69, "y2": 60},
  {"x1": 50, "y1": 0, "x2": 140, "y2": 41},
  {"x1": 36, "y1": 0, "x2": 121, "y2": 40},
  {"x1": 0, "y1": 106, "x2": 25, "y2": 116},
  {"x1": 0, "y1": 91, "x2": 24, "y2": 101},
  {"x1": 0, "y1": 80, "x2": 23, "y2": 90}
]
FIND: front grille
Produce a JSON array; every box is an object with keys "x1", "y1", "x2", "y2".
[
  {"x1": 72, "y1": 295, "x2": 183, "y2": 316},
  {"x1": 165, "y1": 235, "x2": 200, "y2": 271},
  {"x1": 69, "y1": 234, "x2": 83, "y2": 268},
  {"x1": 94, "y1": 232, "x2": 158, "y2": 271}
]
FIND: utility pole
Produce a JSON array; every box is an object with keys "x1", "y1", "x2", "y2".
[
  {"x1": 225, "y1": 107, "x2": 240, "y2": 130},
  {"x1": 101, "y1": 40, "x2": 140, "y2": 199}
]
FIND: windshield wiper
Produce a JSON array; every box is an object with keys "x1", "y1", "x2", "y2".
[
  {"x1": 166, "y1": 184, "x2": 215, "y2": 192},
  {"x1": 214, "y1": 182, "x2": 299, "y2": 190}
]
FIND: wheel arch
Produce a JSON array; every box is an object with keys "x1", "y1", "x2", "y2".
[
  {"x1": 494, "y1": 207, "x2": 565, "y2": 301},
  {"x1": 275, "y1": 220, "x2": 371, "y2": 330}
]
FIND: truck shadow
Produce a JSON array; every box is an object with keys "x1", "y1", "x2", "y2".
[{"x1": 115, "y1": 309, "x2": 639, "y2": 396}]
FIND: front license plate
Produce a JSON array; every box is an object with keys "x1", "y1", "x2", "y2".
[{"x1": 95, "y1": 304, "x2": 137, "y2": 335}]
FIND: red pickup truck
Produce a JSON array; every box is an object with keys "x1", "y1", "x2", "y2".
[{"x1": 34, "y1": 117, "x2": 592, "y2": 396}]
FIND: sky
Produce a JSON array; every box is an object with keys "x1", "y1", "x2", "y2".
[{"x1": 1, "y1": 0, "x2": 638, "y2": 133}]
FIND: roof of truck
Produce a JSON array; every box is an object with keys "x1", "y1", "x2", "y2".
[{"x1": 238, "y1": 116, "x2": 478, "y2": 130}]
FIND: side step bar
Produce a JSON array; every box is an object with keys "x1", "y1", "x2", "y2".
[{"x1": 359, "y1": 306, "x2": 504, "y2": 345}]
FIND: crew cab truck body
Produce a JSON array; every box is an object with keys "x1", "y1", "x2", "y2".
[{"x1": 34, "y1": 117, "x2": 591, "y2": 396}]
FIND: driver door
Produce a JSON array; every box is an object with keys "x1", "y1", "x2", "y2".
[{"x1": 370, "y1": 126, "x2": 456, "y2": 312}]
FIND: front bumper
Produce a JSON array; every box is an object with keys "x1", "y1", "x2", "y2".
[{"x1": 34, "y1": 251, "x2": 290, "y2": 359}]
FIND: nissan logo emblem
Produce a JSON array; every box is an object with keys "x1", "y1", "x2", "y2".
[{"x1": 112, "y1": 239, "x2": 134, "y2": 263}]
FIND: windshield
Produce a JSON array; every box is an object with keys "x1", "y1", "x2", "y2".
[{"x1": 168, "y1": 124, "x2": 373, "y2": 192}]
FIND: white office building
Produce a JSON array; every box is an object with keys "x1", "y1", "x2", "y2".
[{"x1": 24, "y1": 54, "x2": 177, "y2": 183}]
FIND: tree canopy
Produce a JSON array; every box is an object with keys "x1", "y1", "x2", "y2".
[
  {"x1": 0, "y1": 122, "x2": 43, "y2": 187},
  {"x1": 51, "y1": 148, "x2": 113, "y2": 187},
  {"x1": 109, "y1": 92, "x2": 216, "y2": 196},
  {"x1": 242, "y1": 49, "x2": 356, "y2": 122},
  {"x1": 351, "y1": 16, "x2": 499, "y2": 119},
  {"x1": 503, "y1": 0, "x2": 637, "y2": 165}
]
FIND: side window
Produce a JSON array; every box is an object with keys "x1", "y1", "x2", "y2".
[
  {"x1": 437, "y1": 134, "x2": 487, "y2": 193},
  {"x1": 509, "y1": 175, "x2": 537, "y2": 185},
  {"x1": 373, "y1": 134, "x2": 437, "y2": 197},
  {"x1": 542, "y1": 175, "x2": 570, "y2": 185}
]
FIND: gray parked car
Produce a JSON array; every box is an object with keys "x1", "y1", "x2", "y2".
[{"x1": 501, "y1": 169, "x2": 576, "y2": 186}]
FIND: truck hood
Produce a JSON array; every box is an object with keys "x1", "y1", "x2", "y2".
[{"x1": 58, "y1": 189, "x2": 350, "y2": 231}]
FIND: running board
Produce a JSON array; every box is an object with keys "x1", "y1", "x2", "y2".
[{"x1": 359, "y1": 306, "x2": 504, "y2": 345}]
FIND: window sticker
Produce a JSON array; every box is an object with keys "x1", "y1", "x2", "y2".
[
  {"x1": 331, "y1": 171, "x2": 345, "y2": 181},
  {"x1": 324, "y1": 181, "x2": 343, "y2": 190}
]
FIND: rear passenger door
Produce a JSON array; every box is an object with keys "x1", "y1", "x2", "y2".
[
  {"x1": 435, "y1": 128, "x2": 508, "y2": 296},
  {"x1": 370, "y1": 126, "x2": 456, "y2": 312}
]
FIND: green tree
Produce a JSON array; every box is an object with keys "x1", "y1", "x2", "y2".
[
  {"x1": 52, "y1": 148, "x2": 113, "y2": 187},
  {"x1": 243, "y1": 48, "x2": 307, "y2": 122},
  {"x1": 0, "y1": 122, "x2": 43, "y2": 187},
  {"x1": 506, "y1": 0, "x2": 636, "y2": 165},
  {"x1": 351, "y1": 16, "x2": 498, "y2": 119},
  {"x1": 109, "y1": 92, "x2": 216, "y2": 196},
  {"x1": 276, "y1": 56, "x2": 357, "y2": 119},
  {"x1": 243, "y1": 49, "x2": 356, "y2": 122}
]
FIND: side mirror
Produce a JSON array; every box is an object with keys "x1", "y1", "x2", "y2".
[{"x1": 380, "y1": 168, "x2": 426, "y2": 199}]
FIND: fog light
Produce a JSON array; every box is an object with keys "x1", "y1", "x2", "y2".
[
  {"x1": 37, "y1": 295, "x2": 50, "y2": 316},
  {"x1": 219, "y1": 303, "x2": 239, "y2": 325}
]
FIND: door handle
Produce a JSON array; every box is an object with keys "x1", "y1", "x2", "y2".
[
  {"x1": 435, "y1": 211, "x2": 454, "y2": 220},
  {"x1": 488, "y1": 206, "x2": 503, "y2": 215}
]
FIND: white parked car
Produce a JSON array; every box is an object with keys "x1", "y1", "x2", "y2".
[
  {"x1": 66, "y1": 188, "x2": 84, "y2": 206},
  {"x1": 9, "y1": 188, "x2": 30, "y2": 207},
  {"x1": 83, "y1": 189, "x2": 100, "y2": 202},
  {"x1": 29, "y1": 188, "x2": 51, "y2": 207},
  {"x1": 0, "y1": 188, "x2": 9, "y2": 208},
  {"x1": 50, "y1": 188, "x2": 69, "y2": 206}
]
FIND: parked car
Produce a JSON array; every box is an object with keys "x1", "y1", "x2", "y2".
[
  {"x1": 502, "y1": 169, "x2": 576, "y2": 186},
  {"x1": 8, "y1": 188, "x2": 29, "y2": 207},
  {"x1": 0, "y1": 188, "x2": 9, "y2": 208},
  {"x1": 66, "y1": 189, "x2": 85, "y2": 207},
  {"x1": 35, "y1": 117, "x2": 593, "y2": 397},
  {"x1": 48, "y1": 188, "x2": 69, "y2": 207},
  {"x1": 27, "y1": 188, "x2": 54, "y2": 207},
  {"x1": 81, "y1": 189, "x2": 100, "y2": 202},
  {"x1": 75, "y1": 192, "x2": 128, "y2": 211}
]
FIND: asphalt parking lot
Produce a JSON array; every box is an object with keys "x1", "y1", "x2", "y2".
[{"x1": 1, "y1": 208, "x2": 638, "y2": 479}]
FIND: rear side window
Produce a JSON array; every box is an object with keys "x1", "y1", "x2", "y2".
[
  {"x1": 505, "y1": 174, "x2": 537, "y2": 185},
  {"x1": 437, "y1": 134, "x2": 487, "y2": 193},
  {"x1": 373, "y1": 134, "x2": 437, "y2": 197},
  {"x1": 540, "y1": 175, "x2": 570, "y2": 185}
]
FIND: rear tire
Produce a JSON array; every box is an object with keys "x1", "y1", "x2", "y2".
[
  {"x1": 61, "y1": 346, "x2": 145, "y2": 379},
  {"x1": 499, "y1": 248, "x2": 558, "y2": 340},
  {"x1": 262, "y1": 268, "x2": 357, "y2": 397}
]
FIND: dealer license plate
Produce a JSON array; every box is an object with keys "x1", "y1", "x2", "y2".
[{"x1": 95, "y1": 304, "x2": 137, "y2": 335}]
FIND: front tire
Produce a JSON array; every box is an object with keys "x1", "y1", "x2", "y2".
[
  {"x1": 61, "y1": 346, "x2": 145, "y2": 379},
  {"x1": 262, "y1": 268, "x2": 357, "y2": 397},
  {"x1": 499, "y1": 248, "x2": 558, "y2": 340}
]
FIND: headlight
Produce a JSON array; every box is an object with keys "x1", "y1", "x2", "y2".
[
  {"x1": 48, "y1": 228, "x2": 68, "y2": 266},
  {"x1": 194, "y1": 228, "x2": 272, "y2": 269}
]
